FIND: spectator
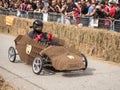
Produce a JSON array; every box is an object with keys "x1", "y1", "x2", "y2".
[
  {"x1": 74, "y1": 0, "x2": 78, "y2": 2},
  {"x1": 85, "y1": 1, "x2": 97, "y2": 27},
  {"x1": 117, "y1": 0, "x2": 120, "y2": 7},
  {"x1": 63, "y1": 0, "x2": 79, "y2": 24},
  {"x1": 85, "y1": 1, "x2": 96, "y2": 17},
  {"x1": 0, "y1": 0, "x2": 3, "y2": 8},
  {"x1": 74, "y1": 1, "x2": 82, "y2": 25},
  {"x1": 20, "y1": 0, "x2": 29, "y2": 10},
  {"x1": 8, "y1": 0, "x2": 14, "y2": 9},
  {"x1": 81, "y1": 0, "x2": 88, "y2": 15},
  {"x1": 56, "y1": 0, "x2": 67, "y2": 14},
  {"x1": 41, "y1": 0, "x2": 50, "y2": 13},
  {"x1": 73, "y1": 1, "x2": 81, "y2": 19},
  {"x1": 95, "y1": 4, "x2": 108, "y2": 18},
  {"x1": 65, "y1": 0, "x2": 77, "y2": 15},
  {"x1": 26, "y1": 4, "x2": 33, "y2": 11},
  {"x1": 29, "y1": 0, "x2": 37, "y2": 10},
  {"x1": 34, "y1": 0, "x2": 44, "y2": 12},
  {"x1": 48, "y1": 0, "x2": 59, "y2": 13},
  {"x1": 109, "y1": 1, "x2": 116, "y2": 19},
  {"x1": 114, "y1": 4, "x2": 120, "y2": 19},
  {"x1": 2, "y1": 0, "x2": 9, "y2": 9},
  {"x1": 100, "y1": 1, "x2": 110, "y2": 17}
]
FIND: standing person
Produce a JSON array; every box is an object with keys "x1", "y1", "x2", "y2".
[
  {"x1": 41, "y1": 0, "x2": 50, "y2": 13},
  {"x1": 64, "y1": 0, "x2": 79, "y2": 24},
  {"x1": 29, "y1": 20, "x2": 52, "y2": 45},
  {"x1": 0, "y1": 0, "x2": 3, "y2": 8},
  {"x1": 81, "y1": 0, "x2": 89, "y2": 15},
  {"x1": 20, "y1": 0, "x2": 29, "y2": 10},
  {"x1": 2, "y1": 0, "x2": 9, "y2": 9},
  {"x1": 56, "y1": 0, "x2": 67, "y2": 14},
  {"x1": 109, "y1": 1, "x2": 116, "y2": 18},
  {"x1": 29, "y1": 0, "x2": 37, "y2": 10},
  {"x1": 85, "y1": 1, "x2": 97, "y2": 27},
  {"x1": 34, "y1": 0, "x2": 44, "y2": 12},
  {"x1": 65, "y1": 0, "x2": 77, "y2": 15},
  {"x1": 48, "y1": 0, "x2": 59, "y2": 13},
  {"x1": 117, "y1": 0, "x2": 120, "y2": 7},
  {"x1": 100, "y1": 1, "x2": 110, "y2": 29},
  {"x1": 85, "y1": 1, "x2": 96, "y2": 17}
]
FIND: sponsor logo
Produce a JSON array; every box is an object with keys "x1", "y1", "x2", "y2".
[{"x1": 67, "y1": 55, "x2": 74, "y2": 60}]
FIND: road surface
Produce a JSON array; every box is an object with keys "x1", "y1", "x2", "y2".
[{"x1": 0, "y1": 34, "x2": 120, "y2": 90}]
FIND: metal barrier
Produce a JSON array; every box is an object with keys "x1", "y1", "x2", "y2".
[
  {"x1": 34, "y1": 12, "x2": 43, "y2": 20},
  {"x1": 113, "y1": 20, "x2": 120, "y2": 32},
  {"x1": 63, "y1": 15, "x2": 76, "y2": 25},
  {"x1": 79, "y1": 17, "x2": 89, "y2": 26},
  {"x1": 97, "y1": 18, "x2": 112, "y2": 30},
  {"x1": 48, "y1": 12, "x2": 62, "y2": 23},
  {"x1": 27, "y1": 11, "x2": 34, "y2": 19},
  {"x1": 0, "y1": 9, "x2": 9, "y2": 15},
  {"x1": 19, "y1": 10, "x2": 27, "y2": 18},
  {"x1": 0, "y1": 9, "x2": 119, "y2": 32},
  {"x1": 9, "y1": 9, "x2": 17, "y2": 16}
]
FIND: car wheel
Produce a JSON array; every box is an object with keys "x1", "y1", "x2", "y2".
[
  {"x1": 8, "y1": 47, "x2": 16, "y2": 62},
  {"x1": 81, "y1": 53, "x2": 88, "y2": 70},
  {"x1": 32, "y1": 56, "x2": 43, "y2": 75}
]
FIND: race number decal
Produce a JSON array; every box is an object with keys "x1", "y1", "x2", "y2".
[{"x1": 26, "y1": 44, "x2": 32, "y2": 55}]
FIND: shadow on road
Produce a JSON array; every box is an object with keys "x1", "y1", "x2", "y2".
[
  {"x1": 10, "y1": 60, "x2": 95, "y2": 77},
  {"x1": 14, "y1": 60, "x2": 24, "y2": 63},
  {"x1": 38, "y1": 67, "x2": 96, "y2": 77},
  {"x1": 62, "y1": 68, "x2": 96, "y2": 77}
]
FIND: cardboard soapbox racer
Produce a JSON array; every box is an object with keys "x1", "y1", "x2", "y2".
[{"x1": 8, "y1": 34, "x2": 88, "y2": 75}]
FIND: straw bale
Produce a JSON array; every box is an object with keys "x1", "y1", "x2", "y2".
[{"x1": 0, "y1": 75, "x2": 15, "y2": 90}]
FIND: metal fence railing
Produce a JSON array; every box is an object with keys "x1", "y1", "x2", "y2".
[
  {"x1": 113, "y1": 20, "x2": 120, "y2": 32},
  {"x1": 34, "y1": 12, "x2": 43, "y2": 20},
  {"x1": 79, "y1": 17, "x2": 89, "y2": 26},
  {"x1": 48, "y1": 12, "x2": 62, "y2": 22},
  {"x1": 98, "y1": 18, "x2": 112, "y2": 30},
  {"x1": 0, "y1": 9, "x2": 119, "y2": 32},
  {"x1": 63, "y1": 15, "x2": 76, "y2": 25}
]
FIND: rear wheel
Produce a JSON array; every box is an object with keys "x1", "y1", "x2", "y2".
[
  {"x1": 81, "y1": 53, "x2": 88, "y2": 70},
  {"x1": 8, "y1": 47, "x2": 16, "y2": 62},
  {"x1": 32, "y1": 56, "x2": 43, "y2": 75}
]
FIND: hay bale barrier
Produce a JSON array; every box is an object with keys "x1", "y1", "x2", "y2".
[
  {"x1": 0, "y1": 75, "x2": 15, "y2": 90},
  {"x1": 0, "y1": 15, "x2": 120, "y2": 63}
]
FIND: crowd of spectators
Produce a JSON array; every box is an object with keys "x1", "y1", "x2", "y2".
[{"x1": 0, "y1": 0, "x2": 120, "y2": 27}]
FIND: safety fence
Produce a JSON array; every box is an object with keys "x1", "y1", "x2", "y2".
[{"x1": 0, "y1": 9, "x2": 119, "y2": 32}]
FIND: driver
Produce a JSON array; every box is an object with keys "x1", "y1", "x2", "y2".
[{"x1": 28, "y1": 20, "x2": 52, "y2": 45}]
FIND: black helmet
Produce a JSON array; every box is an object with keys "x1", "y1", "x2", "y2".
[{"x1": 32, "y1": 20, "x2": 43, "y2": 29}]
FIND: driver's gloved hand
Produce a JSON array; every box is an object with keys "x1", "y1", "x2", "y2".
[{"x1": 34, "y1": 34, "x2": 43, "y2": 41}]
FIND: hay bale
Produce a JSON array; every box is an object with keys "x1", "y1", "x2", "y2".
[{"x1": 0, "y1": 75, "x2": 15, "y2": 90}]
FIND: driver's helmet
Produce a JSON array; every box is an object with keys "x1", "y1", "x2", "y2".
[{"x1": 33, "y1": 20, "x2": 43, "y2": 29}]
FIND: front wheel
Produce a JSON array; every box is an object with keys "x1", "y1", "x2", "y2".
[
  {"x1": 32, "y1": 56, "x2": 43, "y2": 75},
  {"x1": 81, "y1": 53, "x2": 88, "y2": 70},
  {"x1": 8, "y1": 47, "x2": 16, "y2": 62}
]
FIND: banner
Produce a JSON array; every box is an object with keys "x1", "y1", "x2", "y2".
[{"x1": 6, "y1": 16, "x2": 16, "y2": 26}]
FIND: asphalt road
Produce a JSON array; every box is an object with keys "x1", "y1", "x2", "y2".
[{"x1": 0, "y1": 34, "x2": 120, "y2": 90}]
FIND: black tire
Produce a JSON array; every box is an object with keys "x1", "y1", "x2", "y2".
[
  {"x1": 8, "y1": 47, "x2": 16, "y2": 62},
  {"x1": 32, "y1": 56, "x2": 43, "y2": 75},
  {"x1": 81, "y1": 53, "x2": 88, "y2": 70}
]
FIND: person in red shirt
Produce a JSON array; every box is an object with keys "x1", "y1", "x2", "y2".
[{"x1": 109, "y1": 1, "x2": 116, "y2": 18}]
